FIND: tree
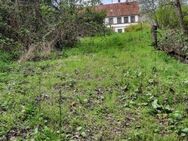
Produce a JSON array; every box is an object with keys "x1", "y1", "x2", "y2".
[
  {"x1": 139, "y1": 0, "x2": 159, "y2": 25},
  {"x1": 140, "y1": 0, "x2": 188, "y2": 31},
  {"x1": 0, "y1": 0, "x2": 107, "y2": 61},
  {"x1": 174, "y1": 0, "x2": 186, "y2": 33},
  {"x1": 34, "y1": 0, "x2": 42, "y2": 31}
]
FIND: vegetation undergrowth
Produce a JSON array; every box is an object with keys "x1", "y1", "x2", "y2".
[{"x1": 0, "y1": 30, "x2": 188, "y2": 141}]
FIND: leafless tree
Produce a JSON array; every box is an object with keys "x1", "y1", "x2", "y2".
[{"x1": 139, "y1": 0, "x2": 161, "y2": 26}]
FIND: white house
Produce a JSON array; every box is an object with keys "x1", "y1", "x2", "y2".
[{"x1": 96, "y1": 1, "x2": 140, "y2": 33}]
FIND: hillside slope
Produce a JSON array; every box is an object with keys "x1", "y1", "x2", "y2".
[{"x1": 0, "y1": 31, "x2": 188, "y2": 141}]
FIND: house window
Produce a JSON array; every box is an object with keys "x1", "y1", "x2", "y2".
[
  {"x1": 117, "y1": 17, "x2": 122, "y2": 24},
  {"x1": 131, "y1": 16, "x2": 135, "y2": 23},
  {"x1": 117, "y1": 29, "x2": 123, "y2": 33},
  {"x1": 109, "y1": 17, "x2": 113, "y2": 24},
  {"x1": 105, "y1": 18, "x2": 108, "y2": 24},
  {"x1": 124, "y1": 16, "x2": 129, "y2": 23}
]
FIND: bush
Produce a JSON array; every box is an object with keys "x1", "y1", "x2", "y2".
[
  {"x1": 156, "y1": 5, "x2": 188, "y2": 30},
  {"x1": 76, "y1": 8, "x2": 107, "y2": 36},
  {"x1": 184, "y1": 16, "x2": 188, "y2": 30},
  {"x1": 158, "y1": 30, "x2": 188, "y2": 63},
  {"x1": 0, "y1": 0, "x2": 108, "y2": 62},
  {"x1": 125, "y1": 23, "x2": 150, "y2": 32},
  {"x1": 156, "y1": 5, "x2": 178, "y2": 29},
  {"x1": 183, "y1": 5, "x2": 188, "y2": 31}
]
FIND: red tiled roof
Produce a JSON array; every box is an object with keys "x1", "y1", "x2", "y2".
[{"x1": 96, "y1": 2, "x2": 139, "y2": 17}]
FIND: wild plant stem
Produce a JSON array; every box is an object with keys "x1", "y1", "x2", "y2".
[
  {"x1": 59, "y1": 89, "x2": 62, "y2": 137},
  {"x1": 38, "y1": 74, "x2": 42, "y2": 111}
]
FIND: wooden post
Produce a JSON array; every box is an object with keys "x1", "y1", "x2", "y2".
[{"x1": 151, "y1": 24, "x2": 158, "y2": 49}]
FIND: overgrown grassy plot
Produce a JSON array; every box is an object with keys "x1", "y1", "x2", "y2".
[{"x1": 0, "y1": 30, "x2": 188, "y2": 140}]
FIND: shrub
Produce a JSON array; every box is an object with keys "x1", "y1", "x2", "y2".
[
  {"x1": 125, "y1": 23, "x2": 150, "y2": 32},
  {"x1": 0, "y1": 1, "x2": 108, "y2": 62},
  {"x1": 183, "y1": 5, "x2": 188, "y2": 31},
  {"x1": 184, "y1": 16, "x2": 188, "y2": 31},
  {"x1": 156, "y1": 5, "x2": 188, "y2": 30},
  {"x1": 158, "y1": 30, "x2": 188, "y2": 63}
]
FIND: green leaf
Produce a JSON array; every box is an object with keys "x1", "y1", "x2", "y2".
[
  {"x1": 172, "y1": 111, "x2": 183, "y2": 120},
  {"x1": 152, "y1": 99, "x2": 161, "y2": 110},
  {"x1": 81, "y1": 132, "x2": 87, "y2": 137},
  {"x1": 163, "y1": 105, "x2": 173, "y2": 113},
  {"x1": 76, "y1": 126, "x2": 82, "y2": 131},
  {"x1": 181, "y1": 128, "x2": 188, "y2": 134}
]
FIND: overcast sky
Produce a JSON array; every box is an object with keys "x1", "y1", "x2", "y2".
[{"x1": 102, "y1": 0, "x2": 112, "y2": 4}]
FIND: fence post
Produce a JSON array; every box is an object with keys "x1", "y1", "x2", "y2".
[{"x1": 151, "y1": 24, "x2": 158, "y2": 49}]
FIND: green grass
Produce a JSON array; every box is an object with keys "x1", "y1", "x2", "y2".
[{"x1": 0, "y1": 30, "x2": 188, "y2": 141}]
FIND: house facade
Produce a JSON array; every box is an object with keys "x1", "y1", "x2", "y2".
[{"x1": 96, "y1": 1, "x2": 139, "y2": 33}]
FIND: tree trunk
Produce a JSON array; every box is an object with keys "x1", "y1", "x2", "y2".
[{"x1": 175, "y1": 0, "x2": 185, "y2": 33}]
